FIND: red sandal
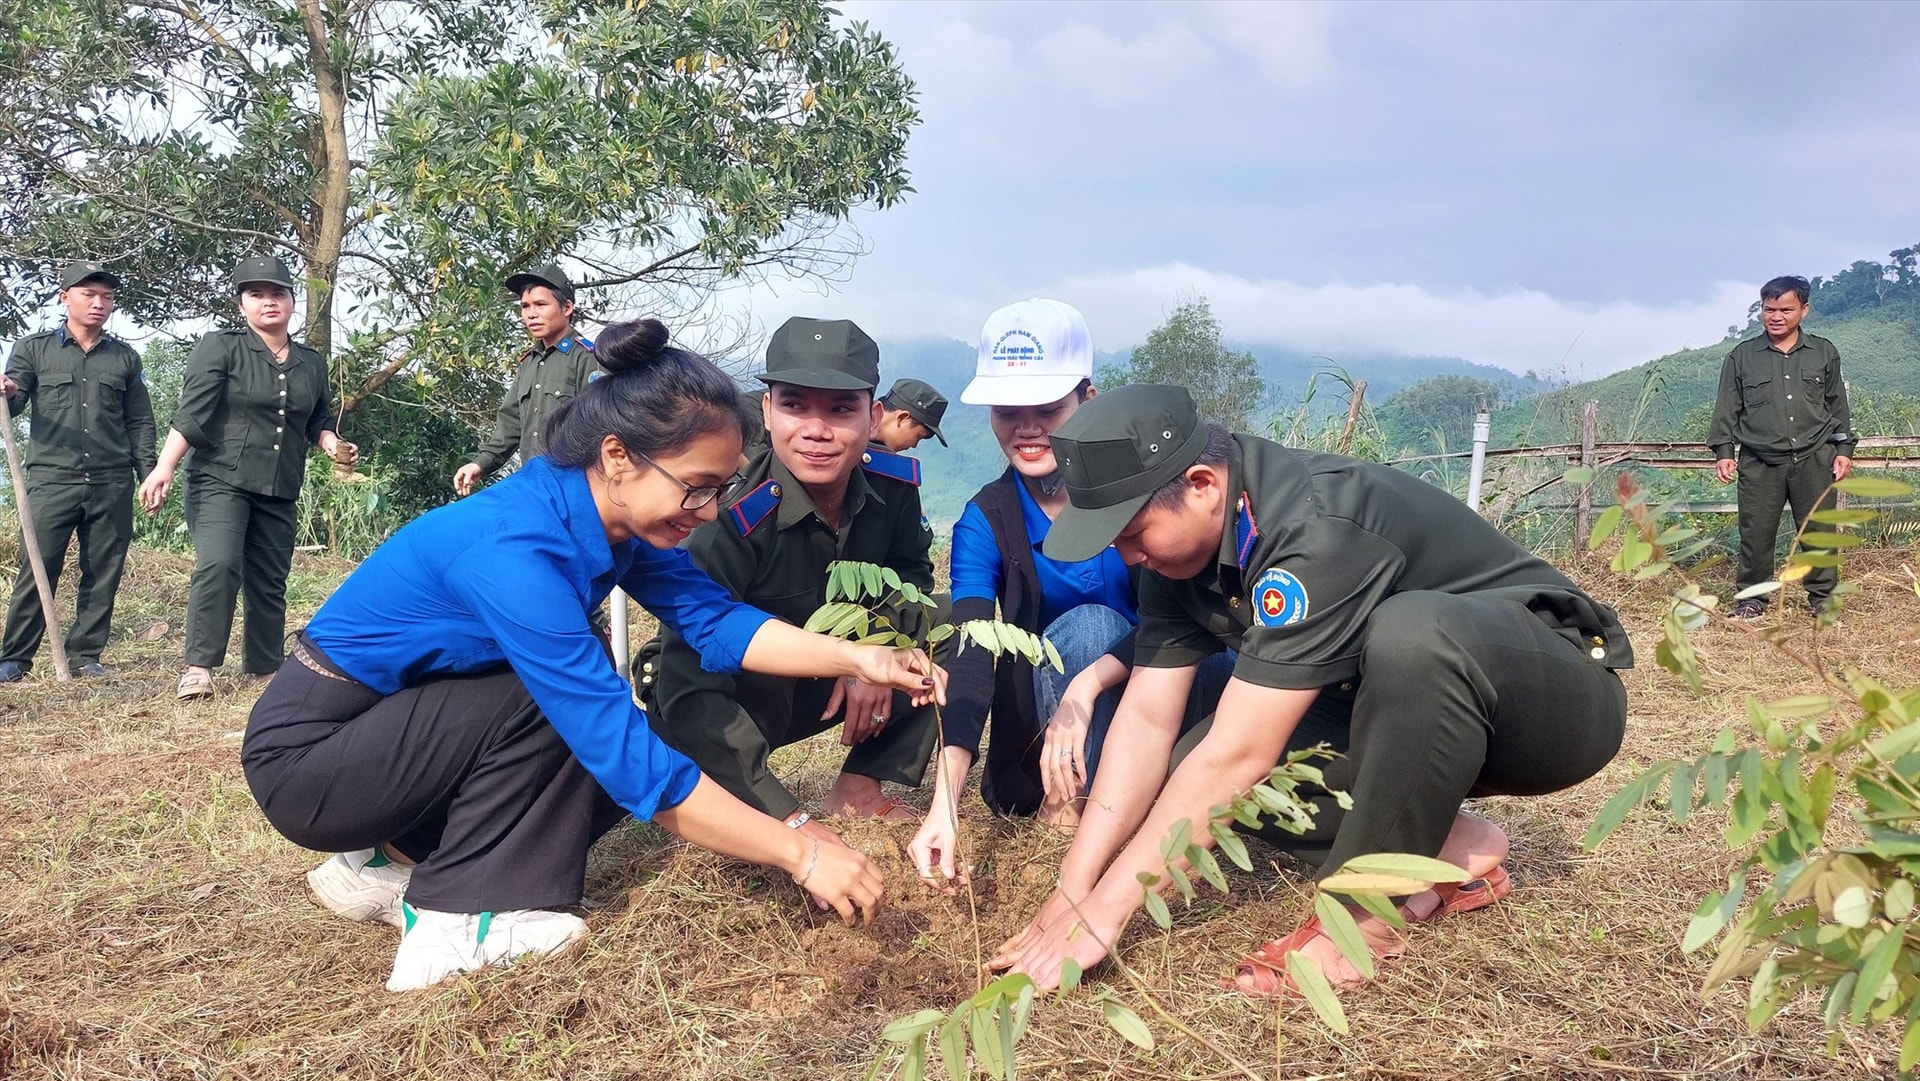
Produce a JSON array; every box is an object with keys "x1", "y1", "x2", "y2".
[
  {"x1": 1220, "y1": 916, "x2": 1406, "y2": 998},
  {"x1": 1409, "y1": 865, "x2": 1511, "y2": 923}
]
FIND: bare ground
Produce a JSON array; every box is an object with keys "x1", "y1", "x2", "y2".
[{"x1": 2, "y1": 538, "x2": 1918, "y2": 1080}]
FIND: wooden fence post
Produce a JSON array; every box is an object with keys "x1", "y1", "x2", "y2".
[
  {"x1": 1337, "y1": 380, "x2": 1368, "y2": 457},
  {"x1": 1574, "y1": 400, "x2": 1598, "y2": 551}
]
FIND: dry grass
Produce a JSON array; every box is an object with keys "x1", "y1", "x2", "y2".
[{"x1": 2, "y1": 533, "x2": 1918, "y2": 1080}]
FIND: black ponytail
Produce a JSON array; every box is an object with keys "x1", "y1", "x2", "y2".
[{"x1": 544, "y1": 318, "x2": 746, "y2": 468}]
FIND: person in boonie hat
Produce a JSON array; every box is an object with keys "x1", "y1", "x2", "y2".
[
  {"x1": 906, "y1": 304, "x2": 1232, "y2": 894},
  {"x1": 638, "y1": 315, "x2": 941, "y2": 851},
  {"x1": 991, "y1": 383, "x2": 1635, "y2": 1005},
  {"x1": 874, "y1": 377, "x2": 949, "y2": 451}
]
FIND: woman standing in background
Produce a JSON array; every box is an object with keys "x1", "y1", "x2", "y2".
[{"x1": 139, "y1": 256, "x2": 357, "y2": 699}]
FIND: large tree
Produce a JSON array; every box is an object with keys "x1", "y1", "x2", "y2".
[
  {"x1": 1100, "y1": 296, "x2": 1265, "y2": 431},
  {"x1": 0, "y1": 0, "x2": 919, "y2": 423}
]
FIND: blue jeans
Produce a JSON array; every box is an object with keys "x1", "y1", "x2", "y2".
[{"x1": 1031, "y1": 604, "x2": 1234, "y2": 786}]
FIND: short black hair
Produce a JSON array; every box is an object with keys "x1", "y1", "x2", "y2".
[
  {"x1": 1761, "y1": 276, "x2": 1812, "y2": 306},
  {"x1": 545, "y1": 319, "x2": 745, "y2": 469}
]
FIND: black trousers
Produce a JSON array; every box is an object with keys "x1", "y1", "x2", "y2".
[
  {"x1": 1735, "y1": 443, "x2": 1838, "y2": 606},
  {"x1": 1, "y1": 477, "x2": 134, "y2": 668},
  {"x1": 242, "y1": 640, "x2": 624, "y2": 913},
  {"x1": 184, "y1": 471, "x2": 298, "y2": 672},
  {"x1": 1172, "y1": 591, "x2": 1627, "y2": 875}
]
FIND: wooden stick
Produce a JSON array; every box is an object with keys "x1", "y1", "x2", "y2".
[{"x1": 0, "y1": 391, "x2": 72, "y2": 680}]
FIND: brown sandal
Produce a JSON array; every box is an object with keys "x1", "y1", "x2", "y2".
[
  {"x1": 1408, "y1": 865, "x2": 1512, "y2": 923},
  {"x1": 175, "y1": 671, "x2": 214, "y2": 700},
  {"x1": 1222, "y1": 915, "x2": 1405, "y2": 998}
]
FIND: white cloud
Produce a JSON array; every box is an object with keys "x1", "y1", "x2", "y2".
[
  {"x1": 913, "y1": 19, "x2": 1024, "y2": 99},
  {"x1": 1206, "y1": 0, "x2": 1335, "y2": 87},
  {"x1": 1035, "y1": 21, "x2": 1216, "y2": 104},
  {"x1": 734, "y1": 264, "x2": 1753, "y2": 382}
]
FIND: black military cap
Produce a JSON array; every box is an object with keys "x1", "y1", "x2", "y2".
[
  {"x1": 231, "y1": 256, "x2": 297, "y2": 292},
  {"x1": 758, "y1": 317, "x2": 880, "y2": 391},
  {"x1": 1042, "y1": 384, "x2": 1208, "y2": 563},
  {"x1": 884, "y1": 377, "x2": 949, "y2": 446},
  {"x1": 504, "y1": 264, "x2": 575, "y2": 302},
  {"x1": 58, "y1": 260, "x2": 122, "y2": 291}
]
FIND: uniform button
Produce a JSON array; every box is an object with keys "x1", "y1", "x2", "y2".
[
  {"x1": 278, "y1": 374, "x2": 286, "y2": 380},
  {"x1": 1590, "y1": 646, "x2": 1606, "y2": 660},
  {"x1": 1228, "y1": 597, "x2": 1240, "y2": 608},
  {"x1": 861, "y1": 452, "x2": 873, "y2": 464},
  {"x1": 1787, "y1": 394, "x2": 1793, "y2": 400},
  {"x1": 1339, "y1": 681, "x2": 1354, "y2": 692},
  {"x1": 278, "y1": 409, "x2": 285, "y2": 416},
  {"x1": 276, "y1": 426, "x2": 283, "y2": 433},
  {"x1": 272, "y1": 444, "x2": 281, "y2": 450}
]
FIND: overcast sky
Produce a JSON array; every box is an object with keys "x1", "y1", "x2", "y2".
[{"x1": 737, "y1": 0, "x2": 1920, "y2": 379}]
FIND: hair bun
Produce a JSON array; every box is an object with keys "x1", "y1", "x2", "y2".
[{"x1": 595, "y1": 318, "x2": 673, "y2": 374}]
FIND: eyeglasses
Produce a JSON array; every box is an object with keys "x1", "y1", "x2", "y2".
[{"x1": 636, "y1": 451, "x2": 743, "y2": 510}]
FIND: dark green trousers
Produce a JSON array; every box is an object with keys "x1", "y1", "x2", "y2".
[
  {"x1": 1735, "y1": 444, "x2": 1838, "y2": 607},
  {"x1": 183, "y1": 471, "x2": 298, "y2": 673},
  {"x1": 1170, "y1": 591, "x2": 1627, "y2": 878},
  {"x1": 1, "y1": 478, "x2": 135, "y2": 669}
]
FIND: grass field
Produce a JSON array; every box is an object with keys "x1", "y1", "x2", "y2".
[{"x1": 2, "y1": 537, "x2": 1917, "y2": 1080}]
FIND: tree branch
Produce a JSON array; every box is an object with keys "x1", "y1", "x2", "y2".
[{"x1": 130, "y1": 0, "x2": 258, "y2": 78}]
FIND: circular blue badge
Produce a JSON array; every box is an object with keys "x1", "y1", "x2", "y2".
[
  {"x1": 587, "y1": 369, "x2": 605, "y2": 381},
  {"x1": 1251, "y1": 567, "x2": 1310, "y2": 627}
]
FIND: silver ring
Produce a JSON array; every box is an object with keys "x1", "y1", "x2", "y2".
[
  {"x1": 872, "y1": 714, "x2": 888, "y2": 724},
  {"x1": 1057, "y1": 750, "x2": 1070, "y2": 758}
]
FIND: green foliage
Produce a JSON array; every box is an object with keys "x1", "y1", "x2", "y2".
[
  {"x1": 1099, "y1": 297, "x2": 1266, "y2": 432},
  {"x1": 1376, "y1": 373, "x2": 1506, "y2": 457},
  {"x1": 1268, "y1": 368, "x2": 1389, "y2": 461},
  {"x1": 1585, "y1": 469, "x2": 1920, "y2": 1071}
]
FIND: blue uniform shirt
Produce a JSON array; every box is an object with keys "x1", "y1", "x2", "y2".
[
  {"x1": 305, "y1": 457, "x2": 773, "y2": 820},
  {"x1": 950, "y1": 476, "x2": 1138, "y2": 628}
]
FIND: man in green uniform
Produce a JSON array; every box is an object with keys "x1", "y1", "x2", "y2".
[
  {"x1": 873, "y1": 377, "x2": 949, "y2": 452},
  {"x1": 641, "y1": 317, "x2": 938, "y2": 846},
  {"x1": 1708, "y1": 276, "x2": 1854, "y2": 620},
  {"x1": 452, "y1": 265, "x2": 601, "y2": 495},
  {"x1": 989, "y1": 384, "x2": 1631, "y2": 995},
  {"x1": 0, "y1": 260, "x2": 156, "y2": 680}
]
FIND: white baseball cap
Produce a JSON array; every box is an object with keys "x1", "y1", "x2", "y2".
[{"x1": 960, "y1": 298, "x2": 1094, "y2": 406}]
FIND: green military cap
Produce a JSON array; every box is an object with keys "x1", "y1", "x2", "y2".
[
  {"x1": 1042, "y1": 383, "x2": 1208, "y2": 563},
  {"x1": 58, "y1": 260, "x2": 121, "y2": 291},
  {"x1": 884, "y1": 377, "x2": 949, "y2": 446},
  {"x1": 231, "y1": 255, "x2": 297, "y2": 292},
  {"x1": 504, "y1": 263, "x2": 575, "y2": 302},
  {"x1": 758, "y1": 317, "x2": 879, "y2": 391}
]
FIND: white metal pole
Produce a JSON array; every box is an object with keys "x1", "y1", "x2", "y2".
[
  {"x1": 1466, "y1": 409, "x2": 1491, "y2": 513},
  {"x1": 610, "y1": 587, "x2": 630, "y2": 682}
]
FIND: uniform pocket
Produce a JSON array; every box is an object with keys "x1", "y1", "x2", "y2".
[
  {"x1": 36, "y1": 372, "x2": 76, "y2": 406},
  {"x1": 1741, "y1": 375, "x2": 1774, "y2": 407}
]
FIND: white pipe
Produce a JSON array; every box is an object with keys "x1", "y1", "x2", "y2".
[
  {"x1": 1466, "y1": 410, "x2": 1492, "y2": 512},
  {"x1": 610, "y1": 588, "x2": 630, "y2": 682}
]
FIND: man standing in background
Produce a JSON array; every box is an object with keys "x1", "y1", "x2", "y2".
[
  {"x1": 872, "y1": 377, "x2": 948, "y2": 453},
  {"x1": 452, "y1": 264, "x2": 600, "y2": 495},
  {"x1": 1708, "y1": 276, "x2": 1854, "y2": 620},
  {"x1": 0, "y1": 261, "x2": 157, "y2": 680}
]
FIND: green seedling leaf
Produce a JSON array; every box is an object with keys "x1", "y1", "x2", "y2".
[
  {"x1": 1349, "y1": 889, "x2": 1406, "y2": 929},
  {"x1": 860, "y1": 563, "x2": 884, "y2": 598},
  {"x1": 1284, "y1": 950, "x2": 1350, "y2": 1035},
  {"x1": 1313, "y1": 892, "x2": 1375, "y2": 978},
  {"x1": 1336, "y1": 853, "x2": 1471, "y2": 884},
  {"x1": 1209, "y1": 821, "x2": 1253, "y2": 871},
  {"x1": 1143, "y1": 888, "x2": 1172, "y2": 929},
  {"x1": 1833, "y1": 885, "x2": 1874, "y2": 928},
  {"x1": 928, "y1": 623, "x2": 955, "y2": 645},
  {"x1": 1042, "y1": 638, "x2": 1064, "y2": 673},
  {"x1": 1766, "y1": 694, "x2": 1835, "y2": 718},
  {"x1": 881, "y1": 1009, "x2": 943, "y2": 1043},
  {"x1": 1786, "y1": 551, "x2": 1843, "y2": 568},
  {"x1": 1732, "y1": 581, "x2": 1783, "y2": 600},
  {"x1": 881, "y1": 566, "x2": 902, "y2": 591},
  {"x1": 1798, "y1": 531, "x2": 1864, "y2": 550},
  {"x1": 1564, "y1": 466, "x2": 1596, "y2": 486},
  {"x1": 1190, "y1": 844, "x2": 1229, "y2": 893},
  {"x1": 1809, "y1": 508, "x2": 1879, "y2": 525},
  {"x1": 1588, "y1": 504, "x2": 1623, "y2": 549},
  {"x1": 1102, "y1": 997, "x2": 1155, "y2": 1050},
  {"x1": 1583, "y1": 764, "x2": 1675, "y2": 850},
  {"x1": 1885, "y1": 878, "x2": 1915, "y2": 920},
  {"x1": 1835, "y1": 476, "x2": 1913, "y2": 498},
  {"x1": 1632, "y1": 560, "x2": 1672, "y2": 581},
  {"x1": 968, "y1": 1006, "x2": 1002, "y2": 1080},
  {"x1": 1319, "y1": 871, "x2": 1430, "y2": 896},
  {"x1": 1853, "y1": 927, "x2": 1904, "y2": 1026},
  {"x1": 1868, "y1": 721, "x2": 1920, "y2": 762},
  {"x1": 1902, "y1": 1001, "x2": 1920, "y2": 1074},
  {"x1": 1683, "y1": 875, "x2": 1745, "y2": 953},
  {"x1": 938, "y1": 1008, "x2": 968, "y2": 1081},
  {"x1": 1058, "y1": 957, "x2": 1083, "y2": 994}
]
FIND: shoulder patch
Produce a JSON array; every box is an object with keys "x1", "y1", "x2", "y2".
[
  {"x1": 587, "y1": 369, "x2": 605, "y2": 382},
  {"x1": 728, "y1": 478, "x2": 783, "y2": 536},
  {"x1": 1234, "y1": 491, "x2": 1259, "y2": 570},
  {"x1": 576, "y1": 336, "x2": 594, "y2": 350},
  {"x1": 1251, "y1": 567, "x2": 1309, "y2": 627},
  {"x1": 860, "y1": 446, "x2": 922, "y2": 486}
]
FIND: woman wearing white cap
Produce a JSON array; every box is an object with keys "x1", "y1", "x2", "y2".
[{"x1": 908, "y1": 300, "x2": 1228, "y2": 891}]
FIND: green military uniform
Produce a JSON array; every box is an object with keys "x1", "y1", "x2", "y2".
[
  {"x1": 1707, "y1": 329, "x2": 1853, "y2": 610},
  {"x1": 882, "y1": 377, "x2": 950, "y2": 446},
  {"x1": 173, "y1": 257, "x2": 338, "y2": 674},
  {"x1": 1, "y1": 264, "x2": 156, "y2": 673},
  {"x1": 640, "y1": 317, "x2": 937, "y2": 819},
  {"x1": 1044, "y1": 384, "x2": 1632, "y2": 872},
  {"x1": 468, "y1": 265, "x2": 600, "y2": 478}
]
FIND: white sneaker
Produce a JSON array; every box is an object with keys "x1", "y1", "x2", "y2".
[
  {"x1": 307, "y1": 849, "x2": 411, "y2": 928},
  {"x1": 384, "y1": 905, "x2": 588, "y2": 991}
]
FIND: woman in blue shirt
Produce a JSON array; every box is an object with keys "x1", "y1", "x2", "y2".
[
  {"x1": 242, "y1": 319, "x2": 944, "y2": 992},
  {"x1": 908, "y1": 300, "x2": 1224, "y2": 890}
]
